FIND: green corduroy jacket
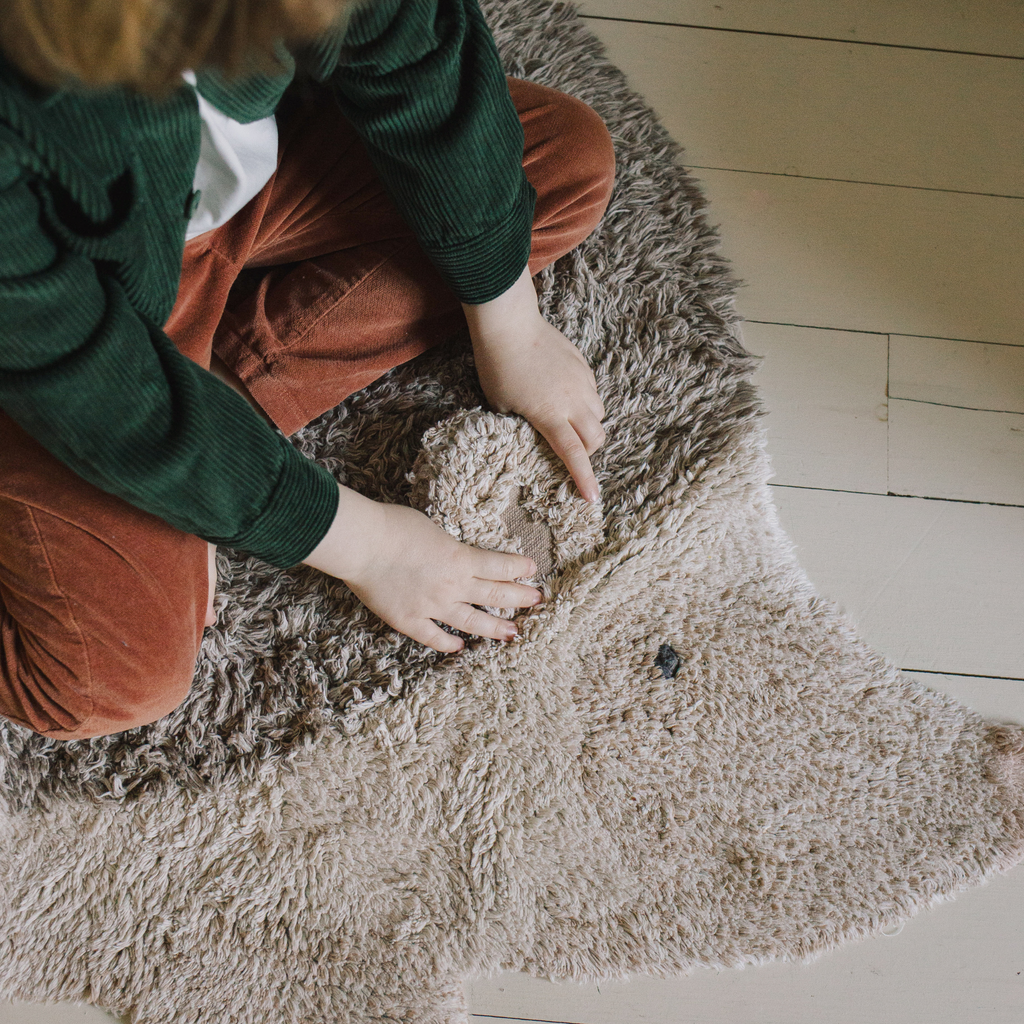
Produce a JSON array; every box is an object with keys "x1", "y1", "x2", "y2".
[{"x1": 0, "y1": 0, "x2": 535, "y2": 567}]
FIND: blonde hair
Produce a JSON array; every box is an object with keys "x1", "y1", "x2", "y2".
[{"x1": 0, "y1": 0, "x2": 354, "y2": 95}]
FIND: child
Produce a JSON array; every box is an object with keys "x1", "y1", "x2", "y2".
[{"x1": 0, "y1": 0, "x2": 615, "y2": 740}]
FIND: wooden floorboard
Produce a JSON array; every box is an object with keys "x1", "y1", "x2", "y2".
[
  {"x1": 888, "y1": 400, "x2": 1024, "y2": 505},
  {"x1": 578, "y1": 0, "x2": 1024, "y2": 58},
  {"x1": 742, "y1": 321, "x2": 889, "y2": 493},
  {"x1": 889, "y1": 335, "x2": 1024, "y2": 408},
  {"x1": 582, "y1": 19, "x2": 1024, "y2": 195},
  {"x1": 695, "y1": 169, "x2": 1024, "y2": 344}
]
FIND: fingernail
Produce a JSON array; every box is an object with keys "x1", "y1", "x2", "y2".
[{"x1": 504, "y1": 626, "x2": 518, "y2": 640}]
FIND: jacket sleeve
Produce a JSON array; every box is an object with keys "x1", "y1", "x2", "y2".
[
  {"x1": 302, "y1": 0, "x2": 536, "y2": 305},
  {"x1": 0, "y1": 163, "x2": 339, "y2": 568}
]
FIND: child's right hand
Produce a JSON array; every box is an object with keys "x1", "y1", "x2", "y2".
[{"x1": 302, "y1": 484, "x2": 542, "y2": 653}]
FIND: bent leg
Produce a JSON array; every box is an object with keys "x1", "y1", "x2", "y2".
[
  {"x1": 516, "y1": 79, "x2": 618, "y2": 273},
  {"x1": 167, "y1": 77, "x2": 616, "y2": 436},
  {"x1": 0, "y1": 413, "x2": 208, "y2": 741}
]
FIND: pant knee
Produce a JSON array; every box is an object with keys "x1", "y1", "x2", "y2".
[
  {"x1": 0, "y1": 620, "x2": 199, "y2": 742},
  {"x1": 556, "y1": 92, "x2": 617, "y2": 228},
  {"x1": 51, "y1": 659, "x2": 196, "y2": 741},
  {"x1": 512, "y1": 78, "x2": 617, "y2": 267},
  {"x1": 0, "y1": 494, "x2": 207, "y2": 743}
]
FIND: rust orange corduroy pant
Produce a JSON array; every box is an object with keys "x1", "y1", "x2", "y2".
[{"x1": 0, "y1": 78, "x2": 615, "y2": 741}]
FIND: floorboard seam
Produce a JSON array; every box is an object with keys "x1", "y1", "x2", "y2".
[
  {"x1": 687, "y1": 164, "x2": 1024, "y2": 201},
  {"x1": 904, "y1": 668, "x2": 1024, "y2": 683},
  {"x1": 889, "y1": 396, "x2": 1024, "y2": 416},
  {"x1": 768, "y1": 482, "x2": 1024, "y2": 510},
  {"x1": 743, "y1": 320, "x2": 1024, "y2": 348},
  {"x1": 579, "y1": 13, "x2": 1024, "y2": 61}
]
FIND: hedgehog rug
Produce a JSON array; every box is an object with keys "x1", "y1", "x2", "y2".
[{"x1": 1, "y1": 2, "x2": 1022, "y2": 1023}]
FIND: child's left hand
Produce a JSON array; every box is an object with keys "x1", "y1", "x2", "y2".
[{"x1": 462, "y1": 266, "x2": 606, "y2": 503}]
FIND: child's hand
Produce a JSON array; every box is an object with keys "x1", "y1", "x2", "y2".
[
  {"x1": 303, "y1": 486, "x2": 542, "y2": 653},
  {"x1": 462, "y1": 266, "x2": 606, "y2": 503}
]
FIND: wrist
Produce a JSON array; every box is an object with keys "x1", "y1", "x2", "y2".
[
  {"x1": 301, "y1": 484, "x2": 385, "y2": 582},
  {"x1": 461, "y1": 263, "x2": 543, "y2": 343}
]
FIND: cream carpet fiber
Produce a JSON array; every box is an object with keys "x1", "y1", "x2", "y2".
[{"x1": 1, "y1": 2, "x2": 1022, "y2": 1021}]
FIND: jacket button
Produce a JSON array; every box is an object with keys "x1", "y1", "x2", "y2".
[{"x1": 184, "y1": 188, "x2": 202, "y2": 219}]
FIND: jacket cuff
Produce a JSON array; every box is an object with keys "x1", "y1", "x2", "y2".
[
  {"x1": 423, "y1": 174, "x2": 536, "y2": 305},
  {"x1": 233, "y1": 447, "x2": 340, "y2": 567}
]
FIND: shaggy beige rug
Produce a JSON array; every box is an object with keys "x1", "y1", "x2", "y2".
[{"x1": 2, "y1": 2, "x2": 1023, "y2": 1022}]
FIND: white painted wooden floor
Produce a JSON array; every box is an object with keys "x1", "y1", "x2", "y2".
[{"x1": 3, "y1": 1, "x2": 1022, "y2": 1022}]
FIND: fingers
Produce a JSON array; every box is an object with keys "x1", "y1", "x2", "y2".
[
  {"x1": 573, "y1": 409, "x2": 606, "y2": 455},
  {"x1": 408, "y1": 620, "x2": 467, "y2": 654},
  {"x1": 451, "y1": 604, "x2": 522, "y2": 642},
  {"x1": 469, "y1": 578, "x2": 543, "y2": 610},
  {"x1": 476, "y1": 549, "x2": 537, "y2": 583},
  {"x1": 415, "y1": 563, "x2": 544, "y2": 652},
  {"x1": 390, "y1": 552, "x2": 543, "y2": 654},
  {"x1": 542, "y1": 420, "x2": 602, "y2": 503},
  {"x1": 403, "y1": 604, "x2": 524, "y2": 654}
]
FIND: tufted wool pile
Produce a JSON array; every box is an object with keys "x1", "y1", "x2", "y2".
[{"x1": 1, "y1": 2, "x2": 1023, "y2": 1022}]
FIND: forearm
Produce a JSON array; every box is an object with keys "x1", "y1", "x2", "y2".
[{"x1": 324, "y1": 0, "x2": 536, "y2": 306}]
